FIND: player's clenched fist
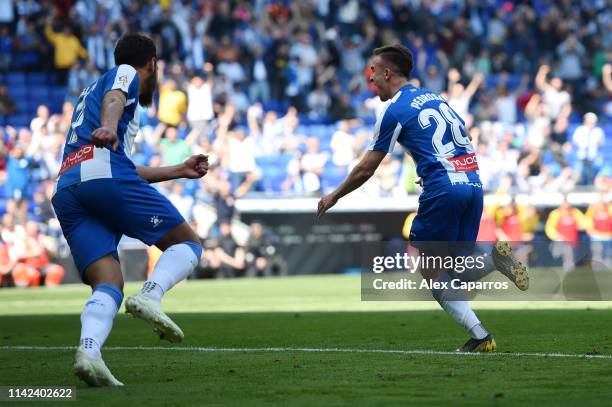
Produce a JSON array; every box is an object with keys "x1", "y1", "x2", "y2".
[
  {"x1": 182, "y1": 154, "x2": 209, "y2": 179},
  {"x1": 91, "y1": 126, "x2": 119, "y2": 151}
]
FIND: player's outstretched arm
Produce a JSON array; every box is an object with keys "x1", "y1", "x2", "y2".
[
  {"x1": 136, "y1": 154, "x2": 209, "y2": 184},
  {"x1": 316, "y1": 150, "x2": 386, "y2": 219}
]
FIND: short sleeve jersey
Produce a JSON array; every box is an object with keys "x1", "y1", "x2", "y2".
[
  {"x1": 56, "y1": 64, "x2": 141, "y2": 190},
  {"x1": 369, "y1": 84, "x2": 481, "y2": 189}
]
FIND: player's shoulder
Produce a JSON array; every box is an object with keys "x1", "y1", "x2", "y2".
[
  {"x1": 100, "y1": 64, "x2": 138, "y2": 83},
  {"x1": 386, "y1": 85, "x2": 436, "y2": 119}
]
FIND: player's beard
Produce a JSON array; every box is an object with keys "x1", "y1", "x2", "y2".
[{"x1": 139, "y1": 69, "x2": 157, "y2": 107}]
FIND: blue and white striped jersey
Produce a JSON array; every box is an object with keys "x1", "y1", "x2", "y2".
[
  {"x1": 369, "y1": 84, "x2": 481, "y2": 190},
  {"x1": 56, "y1": 64, "x2": 141, "y2": 191}
]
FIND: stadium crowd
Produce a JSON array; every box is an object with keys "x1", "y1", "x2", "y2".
[{"x1": 0, "y1": 0, "x2": 610, "y2": 286}]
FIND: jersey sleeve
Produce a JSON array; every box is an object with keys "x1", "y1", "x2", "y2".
[
  {"x1": 368, "y1": 105, "x2": 402, "y2": 153},
  {"x1": 104, "y1": 64, "x2": 139, "y2": 102}
]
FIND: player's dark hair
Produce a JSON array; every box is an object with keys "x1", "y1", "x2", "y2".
[
  {"x1": 114, "y1": 33, "x2": 157, "y2": 68},
  {"x1": 373, "y1": 44, "x2": 413, "y2": 79}
]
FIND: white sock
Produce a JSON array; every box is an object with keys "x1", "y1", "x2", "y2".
[
  {"x1": 141, "y1": 242, "x2": 201, "y2": 302},
  {"x1": 431, "y1": 273, "x2": 488, "y2": 340},
  {"x1": 79, "y1": 285, "x2": 122, "y2": 358}
]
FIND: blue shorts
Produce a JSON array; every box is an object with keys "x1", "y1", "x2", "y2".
[
  {"x1": 52, "y1": 179, "x2": 185, "y2": 278},
  {"x1": 409, "y1": 183, "x2": 483, "y2": 255}
]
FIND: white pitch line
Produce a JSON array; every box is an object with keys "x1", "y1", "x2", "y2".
[{"x1": 0, "y1": 346, "x2": 611, "y2": 360}]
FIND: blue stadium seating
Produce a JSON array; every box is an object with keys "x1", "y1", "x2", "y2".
[
  {"x1": 6, "y1": 72, "x2": 26, "y2": 84},
  {"x1": 26, "y1": 72, "x2": 49, "y2": 86},
  {"x1": 8, "y1": 84, "x2": 27, "y2": 99},
  {"x1": 6, "y1": 114, "x2": 30, "y2": 128},
  {"x1": 28, "y1": 87, "x2": 50, "y2": 102},
  {"x1": 13, "y1": 99, "x2": 28, "y2": 115}
]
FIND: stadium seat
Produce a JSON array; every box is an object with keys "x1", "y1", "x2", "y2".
[
  {"x1": 28, "y1": 87, "x2": 49, "y2": 101},
  {"x1": 6, "y1": 72, "x2": 26, "y2": 84},
  {"x1": 6, "y1": 113, "x2": 30, "y2": 128},
  {"x1": 50, "y1": 86, "x2": 66, "y2": 100},
  {"x1": 8, "y1": 84, "x2": 27, "y2": 99},
  {"x1": 26, "y1": 72, "x2": 49, "y2": 85},
  {"x1": 14, "y1": 99, "x2": 28, "y2": 115}
]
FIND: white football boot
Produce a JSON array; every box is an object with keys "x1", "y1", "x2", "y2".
[
  {"x1": 74, "y1": 346, "x2": 123, "y2": 387},
  {"x1": 125, "y1": 293, "x2": 184, "y2": 343}
]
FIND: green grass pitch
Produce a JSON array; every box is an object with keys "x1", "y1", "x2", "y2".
[{"x1": 1, "y1": 275, "x2": 612, "y2": 406}]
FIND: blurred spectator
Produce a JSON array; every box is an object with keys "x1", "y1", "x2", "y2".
[
  {"x1": 14, "y1": 20, "x2": 45, "y2": 72},
  {"x1": 248, "y1": 46, "x2": 270, "y2": 103},
  {"x1": 44, "y1": 16, "x2": 88, "y2": 84},
  {"x1": 375, "y1": 155, "x2": 401, "y2": 197},
  {"x1": 447, "y1": 69, "x2": 483, "y2": 127},
  {"x1": 584, "y1": 194, "x2": 611, "y2": 271},
  {"x1": 603, "y1": 64, "x2": 612, "y2": 93},
  {"x1": 0, "y1": 231, "x2": 15, "y2": 287},
  {"x1": 524, "y1": 94, "x2": 550, "y2": 150},
  {"x1": 330, "y1": 122, "x2": 354, "y2": 168},
  {"x1": 0, "y1": 84, "x2": 17, "y2": 115},
  {"x1": 494, "y1": 76, "x2": 528, "y2": 124},
  {"x1": 212, "y1": 178, "x2": 235, "y2": 224},
  {"x1": 535, "y1": 65, "x2": 571, "y2": 120},
  {"x1": 185, "y1": 68, "x2": 214, "y2": 142},
  {"x1": 224, "y1": 127, "x2": 257, "y2": 197},
  {"x1": 203, "y1": 221, "x2": 245, "y2": 278},
  {"x1": 594, "y1": 164, "x2": 611, "y2": 192},
  {"x1": 550, "y1": 115, "x2": 571, "y2": 167},
  {"x1": 67, "y1": 61, "x2": 99, "y2": 104},
  {"x1": 330, "y1": 92, "x2": 356, "y2": 122},
  {"x1": 30, "y1": 105, "x2": 49, "y2": 133},
  {"x1": 572, "y1": 113, "x2": 605, "y2": 185},
  {"x1": 5, "y1": 144, "x2": 31, "y2": 223},
  {"x1": 157, "y1": 78, "x2": 187, "y2": 128},
  {"x1": 477, "y1": 203, "x2": 500, "y2": 242},
  {"x1": 0, "y1": 25, "x2": 11, "y2": 71},
  {"x1": 422, "y1": 65, "x2": 445, "y2": 95},
  {"x1": 12, "y1": 221, "x2": 64, "y2": 287},
  {"x1": 229, "y1": 83, "x2": 251, "y2": 116},
  {"x1": 495, "y1": 198, "x2": 538, "y2": 243},
  {"x1": 158, "y1": 127, "x2": 191, "y2": 166},
  {"x1": 556, "y1": 34, "x2": 586, "y2": 83},
  {"x1": 297, "y1": 137, "x2": 328, "y2": 194},
  {"x1": 545, "y1": 197, "x2": 587, "y2": 272},
  {"x1": 244, "y1": 221, "x2": 286, "y2": 277},
  {"x1": 168, "y1": 182, "x2": 194, "y2": 222},
  {"x1": 307, "y1": 83, "x2": 331, "y2": 119},
  {"x1": 150, "y1": 11, "x2": 182, "y2": 62}
]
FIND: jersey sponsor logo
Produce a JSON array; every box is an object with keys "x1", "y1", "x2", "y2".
[
  {"x1": 447, "y1": 152, "x2": 479, "y2": 172},
  {"x1": 59, "y1": 144, "x2": 94, "y2": 175}
]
